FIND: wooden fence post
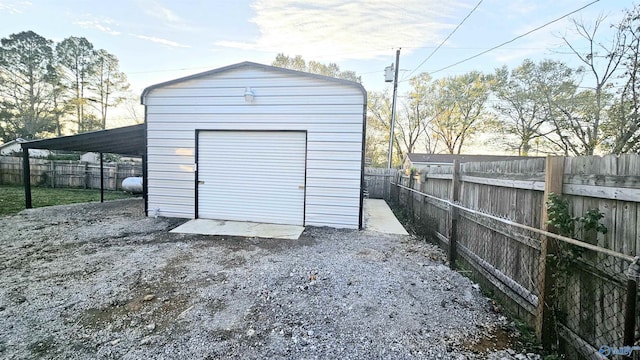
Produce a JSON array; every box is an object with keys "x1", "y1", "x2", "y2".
[
  {"x1": 83, "y1": 162, "x2": 89, "y2": 189},
  {"x1": 448, "y1": 160, "x2": 460, "y2": 269},
  {"x1": 535, "y1": 155, "x2": 564, "y2": 344},
  {"x1": 49, "y1": 160, "x2": 55, "y2": 188},
  {"x1": 624, "y1": 272, "x2": 638, "y2": 346}
]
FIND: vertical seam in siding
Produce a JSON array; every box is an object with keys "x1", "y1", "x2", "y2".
[
  {"x1": 143, "y1": 110, "x2": 149, "y2": 216},
  {"x1": 194, "y1": 129, "x2": 200, "y2": 218},
  {"x1": 358, "y1": 92, "x2": 367, "y2": 230},
  {"x1": 303, "y1": 131, "x2": 308, "y2": 226}
]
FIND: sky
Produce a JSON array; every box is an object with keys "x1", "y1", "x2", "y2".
[{"x1": 0, "y1": 0, "x2": 633, "y2": 98}]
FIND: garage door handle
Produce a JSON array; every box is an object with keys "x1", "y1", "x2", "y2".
[
  {"x1": 199, "y1": 180, "x2": 205, "y2": 184},
  {"x1": 298, "y1": 185, "x2": 305, "y2": 190}
]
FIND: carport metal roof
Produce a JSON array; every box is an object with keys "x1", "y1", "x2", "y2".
[
  {"x1": 20, "y1": 124, "x2": 146, "y2": 155},
  {"x1": 19, "y1": 124, "x2": 147, "y2": 210}
]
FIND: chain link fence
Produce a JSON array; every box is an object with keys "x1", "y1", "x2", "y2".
[{"x1": 388, "y1": 172, "x2": 640, "y2": 359}]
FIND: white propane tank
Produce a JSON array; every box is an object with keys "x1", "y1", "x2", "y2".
[{"x1": 122, "y1": 177, "x2": 143, "y2": 193}]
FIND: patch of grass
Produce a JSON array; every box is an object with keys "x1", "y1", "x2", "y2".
[{"x1": 0, "y1": 185, "x2": 138, "y2": 216}]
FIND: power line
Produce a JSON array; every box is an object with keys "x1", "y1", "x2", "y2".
[
  {"x1": 427, "y1": 0, "x2": 600, "y2": 75},
  {"x1": 402, "y1": 0, "x2": 484, "y2": 81}
]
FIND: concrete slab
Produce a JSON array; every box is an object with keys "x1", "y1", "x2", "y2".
[
  {"x1": 364, "y1": 198, "x2": 409, "y2": 235},
  {"x1": 170, "y1": 219, "x2": 304, "y2": 240}
]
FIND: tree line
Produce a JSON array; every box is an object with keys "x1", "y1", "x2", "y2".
[
  {"x1": 276, "y1": 5, "x2": 640, "y2": 166},
  {"x1": 4, "y1": 4, "x2": 639, "y2": 161},
  {"x1": 0, "y1": 31, "x2": 131, "y2": 143},
  {"x1": 369, "y1": 6, "x2": 640, "y2": 166}
]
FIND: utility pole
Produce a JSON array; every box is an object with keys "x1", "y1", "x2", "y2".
[{"x1": 387, "y1": 49, "x2": 400, "y2": 169}]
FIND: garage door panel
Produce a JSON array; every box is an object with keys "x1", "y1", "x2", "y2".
[
  {"x1": 203, "y1": 202, "x2": 304, "y2": 216},
  {"x1": 197, "y1": 131, "x2": 306, "y2": 225}
]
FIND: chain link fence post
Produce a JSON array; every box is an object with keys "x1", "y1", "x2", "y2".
[{"x1": 625, "y1": 257, "x2": 640, "y2": 347}]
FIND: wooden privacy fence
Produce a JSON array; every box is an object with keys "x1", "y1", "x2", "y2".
[
  {"x1": 0, "y1": 156, "x2": 142, "y2": 190},
  {"x1": 386, "y1": 155, "x2": 640, "y2": 359},
  {"x1": 364, "y1": 167, "x2": 396, "y2": 199}
]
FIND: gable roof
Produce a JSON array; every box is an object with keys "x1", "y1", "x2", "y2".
[
  {"x1": 406, "y1": 153, "x2": 542, "y2": 165},
  {"x1": 20, "y1": 124, "x2": 145, "y2": 156},
  {"x1": 140, "y1": 61, "x2": 366, "y2": 102}
]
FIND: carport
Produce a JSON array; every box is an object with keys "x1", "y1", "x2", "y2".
[{"x1": 20, "y1": 124, "x2": 146, "y2": 210}]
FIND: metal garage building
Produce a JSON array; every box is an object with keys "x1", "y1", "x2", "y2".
[{"x1": 141, "y1": 62, "x2": 367, "y2": 229}]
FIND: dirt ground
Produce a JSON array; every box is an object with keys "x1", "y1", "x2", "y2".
[{"x1": 0, "y1": 199, "x2": 541, "y2": 359}]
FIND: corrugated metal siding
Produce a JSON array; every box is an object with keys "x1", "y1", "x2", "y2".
[
  {"x1": 144, "y1": 65, "x2": 364, "y2": 228},
  {"x1": 197, "y1": 131, "x2": 306, "y2": 225}
]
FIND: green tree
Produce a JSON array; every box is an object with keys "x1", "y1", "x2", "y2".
[
  {"x1": 56, "y1": 36, "x2": 97, "y2": 132},
  {"x1": 272, "y1": 53, "x2": 306, "y2": 71},
  {"x1": 0, "y1": 31, "x2": 58, "y2": 141},
  {"x1": 431, "y1": 71, "x2": 494, "y2": 154},
  {"x1": 494, "y1": 59, "x2": 579, "y2": 155},
  {"x1": 90, "y1": 49, "x2": 130, "y2": 129},
  {"x1": 366, "y1": 91, "x2": 400, "y2": 166},
  {"x1": 272, "y1": 53, "x2": 361, "y2": 83},
  {"x1": 48, "y1": 70, "x2": 70, "y2": 136},
  {"x1": 366, "y1": 74, "x2": 444, "y2": 167},
  {"x1": 548, "y1": 89, "x2": 612, "y2": 156},
  {"x1": 402, "y1": 73, "x2": 440, "y2": 154}
]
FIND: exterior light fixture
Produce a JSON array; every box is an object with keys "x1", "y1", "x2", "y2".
[{"x1": 244, "y1": 87, "x2": 255, "y2": 103}]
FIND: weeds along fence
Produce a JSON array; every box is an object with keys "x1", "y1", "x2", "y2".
[
  {"x1": 0, "y1": 156, "x2": 142, "y2": 190},
  {"x1": 386, "y1": 155, "x2": 640, "y2": 359}
]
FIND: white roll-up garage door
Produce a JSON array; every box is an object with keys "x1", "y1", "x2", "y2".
[{"x1": 197, "y1": 131, "x2": 306, "y2": 226}]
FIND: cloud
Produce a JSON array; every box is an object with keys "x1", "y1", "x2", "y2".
[
  {"x1": 215, "y1": 0, "x2": 463, "y2": 60},
  {"x1": 74, "y1": 17, "x2": 121, "y2": 35},
  {"x1": 0, "y1": 0, "x2": 31, "y2": 14},
  {"x1": 144, "y1": 1, "x2": 182, "y2": 23},
  {"x1": 137, "y1": 0, "x2": 199, "y2": 31},
  {"x1": 133, "y1": 34, "x2": 190, "y2": 48}
]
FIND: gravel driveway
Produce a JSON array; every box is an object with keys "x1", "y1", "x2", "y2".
[{"x1": 0, "y1": 199, "x2": 540, "y2": 359}]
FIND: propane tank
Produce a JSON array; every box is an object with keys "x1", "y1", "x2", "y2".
[{"x1": 121, "y1": 177, "x2": 143, "y2": 193}]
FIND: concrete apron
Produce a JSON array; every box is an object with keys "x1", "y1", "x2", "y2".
[
  {"x1": 170, "y1": 199, "x2": 406, "y2": 239},
  {"x1": 170, "y1": 219, "x2": 305, "y2": 240},
  {"x1": 363, "y1": 198, "x2": 409, "y2": 235}
]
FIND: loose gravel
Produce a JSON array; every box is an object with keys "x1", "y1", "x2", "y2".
[{"x1": 0, "y1": 199, "x2": 541, "y2": 359}]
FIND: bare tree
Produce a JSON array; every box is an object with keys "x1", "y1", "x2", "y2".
[
  {"x1": 560, "y1": 16, "x2": 625, "y2": 155},
  {"x1": 602, "y1": 5, "x2": 640, "y2": 153}
]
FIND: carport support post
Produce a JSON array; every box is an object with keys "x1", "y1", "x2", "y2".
[
  {"x1": 100, "y1": 153, "x2": 104, "y2": 203},
  {"x1": 23, "y1": 148, "x2": 32, "y2": 208},
  {"x1": 447, "y1": 160, "x2": 460, "y2": 269}
]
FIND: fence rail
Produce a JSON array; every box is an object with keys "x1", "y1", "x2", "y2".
[
  {"x1": 376, "y1": 154, "x2": 640, "y2": 359},
  {"x1": 0, "y1": 156, "x2": 142, "y2": 190}
]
